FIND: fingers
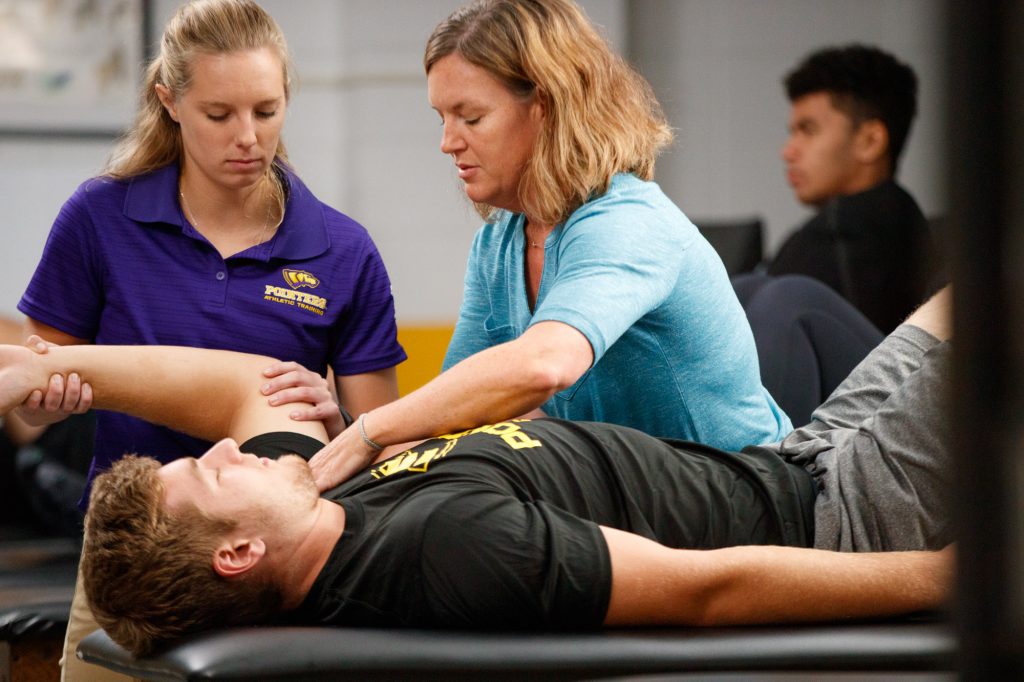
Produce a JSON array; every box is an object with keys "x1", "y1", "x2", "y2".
[
  {"x1": 18, "y1": 377, "x2": 73, "y2": 427},
  {"x1": 77, "y1": 382, "x2": 94, "y2": 414},
  {"x1": 262, "y1": 360, "x2": 301, "y2": 378},
  {"x1": 261, "y1": 361, "x2": 312, "y2": 387},
  {"x1": 266, "y1": 386, "x2": 331, "y2": 407},
  {"x1": 285, "y1": 402, "x2": 337, "y2": 422},
  {"x1": 320, "y1": 410, "x2": 346, "y2": 441},
  {"x1": 308, "y1": 443, "x2": 338, "y2": 490},
  {"x1": 44, "y1": 373, "x2": 90, "y2": 413},
  {"x1": 66, "y1": 376, "x2": 94, "y2": 414},
  {"x1": 284, "y1": 403, "x2": 346, "y2": 442},
  {"x1": 22, "y1": 389, "x2": 43, "y2": 412},
  {"x1": 41, "y1": 374, "x2": 67, "y2": 411},
  {"x1": 25, "y1": 334, "x2": 52, "y2": 354},
  {"x1": 261, "y1": 364, "x2": 331, "y2": 402},
  {"x1": 309, "y1": 434, "x2": 373, "y2": 491},
  {"x1": 262, "y1": 362, "x2": 345, "y2": 436},
  {"x1": 17, "y1": 372, "x2": 93, "y2": 426}
]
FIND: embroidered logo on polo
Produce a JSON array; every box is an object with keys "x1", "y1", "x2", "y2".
[
  {"x1": 264, "y1": 269, "x2": 327, "y2": 316},
  {"x1": 282, "y1": 269, "x2": 320, "y2": 289}
]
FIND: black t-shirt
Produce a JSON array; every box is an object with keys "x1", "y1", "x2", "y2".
[
  {"x1": 243, "y1": 419, "x2": 815, "y2": 630},
  {"x1": 768, "y1": 180, "x2": 942, "y2": 333}
]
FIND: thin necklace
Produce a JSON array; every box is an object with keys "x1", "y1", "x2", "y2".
[
  {"x1": 525, "y1": 226, "x2": 546, "y2": 249},
  {"x1": 179, "y1": 189, "x2": 274, "y2": 250}
]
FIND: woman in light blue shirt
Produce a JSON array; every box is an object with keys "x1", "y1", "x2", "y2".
[{"x1": 310, "y1": 0, "x2": 790, "y2": 489}]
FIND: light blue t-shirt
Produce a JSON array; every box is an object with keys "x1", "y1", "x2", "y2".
[{"x1": 443, "y1": 173, "x2": 791, "y2": 451}]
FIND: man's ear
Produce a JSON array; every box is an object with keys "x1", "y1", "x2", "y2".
[
  {"x1": 854, "y1": 119, "x2": 890, "y2": 165},
  {"x1": 154, "y1": 83, "x2": 180, "y2": 123},
  {"x1": 212, "y1": 537, "x2": 266, "y2": 578}
]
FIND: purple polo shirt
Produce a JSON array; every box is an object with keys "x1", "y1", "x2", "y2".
[{"x1": 19, "y1": 164, "x2": 405, "y2": 506}]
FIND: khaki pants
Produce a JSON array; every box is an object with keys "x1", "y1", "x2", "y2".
[{"x1": 61, "y1": 562, "x2": 135, "y2": 682}]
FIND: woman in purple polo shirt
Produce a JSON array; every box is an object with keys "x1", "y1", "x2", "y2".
[{"x1": 15, "y1": 1, "x2": 405, "y2": 679}]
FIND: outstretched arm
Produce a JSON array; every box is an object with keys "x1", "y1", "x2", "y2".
[
  {"x1": 308, "y1": 320, "x2": 592, "y2": 489},
  {"x1": 0, "y1": 344, "x2": 327, "y2": 446},
  {"x1": 602, "y1": 527, "x2": 953, "y2": 626}
]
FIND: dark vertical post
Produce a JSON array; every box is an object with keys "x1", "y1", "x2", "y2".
[
  {"x1": 947, "y1": 0, "x2": 1024, "y2": 678},
  {"x1": 142, "y1": 0, "x2": 157, "y2": 61}
]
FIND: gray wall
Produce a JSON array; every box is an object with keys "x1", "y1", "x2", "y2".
[
  {"x1": 0, "y1": 0, "x2": 945, "y2": 323},
  {"x1": 630, "y1": 0, "x2": 946, "y2": 255}
]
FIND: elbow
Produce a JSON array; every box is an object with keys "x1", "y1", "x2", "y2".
[{"x1": 519, "y1": 356, "x2": 578, "y2": 399}]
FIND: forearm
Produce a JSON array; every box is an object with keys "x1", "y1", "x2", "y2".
[
  {"x1": 2, "y1": 412, "x2": 46, "y2": 446},
  {"x1": 365, "y1": 343, "x2": 555, "y2": 444},
  {"x1": 309, "y1": 322, "x2": 592, "y2": 488},
  {"x1": 2, "y1": 344, "x2": 322, "y2": 444},
  {"x1": 603, "y1": 527, "x2": 953, "y2": 627},
  {"x1": 904, "y1": 285, "x2": 952, "y2": 341},
  {"x1": 335, "y1": 367, "x2": 399, "y2": 418},
  {"x1": 689, "y1": 545, "x2": 951, "y2": 626},
  {"x1": 365, "y1": 321, "x2": 591, "y2": 446}
]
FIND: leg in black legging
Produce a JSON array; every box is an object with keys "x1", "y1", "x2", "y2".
[{"x1": 742, "y1": 275, "x2": 883, "y2": 427}]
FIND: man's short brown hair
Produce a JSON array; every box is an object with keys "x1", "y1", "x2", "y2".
[{"x1": 82, "y1": 455, "x2": 284, "y2": 656}]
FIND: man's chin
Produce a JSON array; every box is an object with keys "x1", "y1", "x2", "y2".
[{"x1": 279, "y1": 454, "x2": 319, "y2": 497}]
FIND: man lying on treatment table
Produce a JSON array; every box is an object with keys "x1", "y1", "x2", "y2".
[{"x1": 0, "y1": 287, "x2": 955, "y2": 657}]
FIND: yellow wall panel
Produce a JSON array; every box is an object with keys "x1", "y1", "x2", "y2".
[{"x1": 395, "y1": 325, "x2": 455, "y2": 396}]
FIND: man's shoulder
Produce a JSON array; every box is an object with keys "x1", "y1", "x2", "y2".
[{"x1": 825, "y1": 182, "x2": 926, "y2": 246}]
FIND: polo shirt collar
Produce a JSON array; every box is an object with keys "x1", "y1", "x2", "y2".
[
  {"x1": 122, "y1": 163, "x2": 330, "y2": 261},
  {"x1": 123, "y1": 164, "x2": 185, "y2": 228},
  {"x1": 271, "y1": 168, "x2": 330, "y2": 260}
]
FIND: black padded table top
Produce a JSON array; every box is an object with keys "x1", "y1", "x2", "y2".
[
  {"x1": 0, "y1": 537, "x2": 80, "y2": 574},
  {"x1": 0, "y1": 537, "x2": 80, "y2": 641},
  {"x1": 0, "y1": 537, "x2": 78, "y2": 616},
  {"x1": 0, "y1": 599, "x2": 72, "y2": 640},
  {"x1": 78, "y1": 620, "x2": 956, "y2": 681}
]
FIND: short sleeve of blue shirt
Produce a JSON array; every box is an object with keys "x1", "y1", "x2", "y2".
[
  {"x1": 530, "y1": 181, "x2": 687, "y2": 362},
  {"x1": 443, "y1": 235, "x2": 497, "y2": 370},
  {"x1": 439, "y1": 174, "x2": 791, "y2": 450}
]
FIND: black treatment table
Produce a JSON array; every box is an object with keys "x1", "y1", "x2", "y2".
[
  {"x1": 0, "y1": 536, "x2": 80, "y2": 681},
  {"x1": 77, "y1": 616, "x2": 955, "y2": 681}
]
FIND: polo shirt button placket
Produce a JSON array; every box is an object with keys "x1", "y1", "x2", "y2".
[{"x1": 212, "y1": 267, "x2": 229, "y2": 307}]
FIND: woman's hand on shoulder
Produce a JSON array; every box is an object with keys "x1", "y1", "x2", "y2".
[
  {"x1": 308, "y1": 421, "x2": 380, "y2": 491},
  {"x1": 16, "y1": 335, "x2": 94, "y2": 426},
  {"x1": 261, "y1": 361, "x2": 347, "y2": 438}
]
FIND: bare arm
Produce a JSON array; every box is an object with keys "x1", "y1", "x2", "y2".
[
  {"x1": 0, "y1": 318, "x2": 45, "y2": 444},
  {"x1": 904, "y1": 284, "x2": 952, "y2": 342},
  {"x1": 308, "y1": 320, "x2": 592, "y2": 489},
  {"x1": 257, "y1": 364, "x2": 399, "y2": 441},
  {"x1": 16, "y1": 319, "x2": 92, "y2": 427},
  {"x1": 0, "y1": 344, "x2": 327, "y2": 446},
  {"x1": 335, "y1": 367, "x2": 399, "y2": 419},
  {"x1": 23, "y1": 319, "x2": 88, "y2": 347},
  {"x1": 601, "y1": 527, "x2": 953, "y2": 626}
]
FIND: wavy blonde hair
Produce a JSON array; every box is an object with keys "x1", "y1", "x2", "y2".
[
  {"x1": 425, "y1": 0, "x2": 673, "y2": 225},
  {"x1": 106, "y1": 0, "x2": 294, "y2": 214}
]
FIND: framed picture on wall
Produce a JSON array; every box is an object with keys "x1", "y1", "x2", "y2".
[{"x1": 0, "y1": 0, "x2": 146, "y2": 136}]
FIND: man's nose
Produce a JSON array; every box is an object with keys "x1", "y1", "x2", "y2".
[
  {"x1": 200, "y1": 438, "x2": 242, "y2": 465},
  {"x1": 781, "y1": 136, "x2": 798, "y2": 162}
]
